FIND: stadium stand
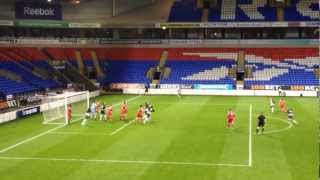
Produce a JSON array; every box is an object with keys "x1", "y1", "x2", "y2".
[
  {"x1": 45, "y1": 48, "x2": 94, "y2": 69},
  {"x1": 170, "y1": 0, "x2": 318, "y2": 22},
  {"x1": 0, "y1": 48, "x2": 63, "y2": 97},
  {"x1": 0, "y1": 59, "x2": 61, "y2": 89},
  {"x1": 169, "y1": 0, "x2": 203, "y2": 22},
  {"x1": 161, "y1": 60, "x2": 236, "y2": 85},
  {"x1": 64, "y1": 48, "x2": 79, "y2": 68},
  {"x1": 98, "y1": 48, "x2": 160, "y2": 85},
  {"x1": 99, "y1": 47, "x2": 318, "y2": 89},
  {"x1": 100, "y1": 48, "x2": 238, "y2": 86},
  {"x1": 284, "y1": 0, "x2": 319, "y2": 21},
  {"x1": 0, "y1": 76, "x2": 37, "y2": 96},
  {"x1": 36, "y1": 47, "x2": 319, "y2": 88},
  {"x1": 0, "y1": 47, "x2": 317, "y2": 94},
  {"x1": 244, "y1": 48, "x2": 319, "y2": 88},
  {"x1": 102, "y1": 60, "x2": 157, "y2": 84},
  {"x1": 80, "y1": 49, "x2": 94, "y2": 68}
]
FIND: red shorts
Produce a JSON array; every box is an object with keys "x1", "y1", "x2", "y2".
[
  {"x1": 107, "y1": 113, "x2": 113, "y2": 118},
  {"x1": 120, "y1": 113, "x2": 127, "y2": 117},
  {"x1": 228, "y1": 119, "x2": 235, "y2": 124}
]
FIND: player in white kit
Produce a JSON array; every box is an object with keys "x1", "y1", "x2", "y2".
[{"x1": 270, "y1": 97, "x2": 275, "y2": 113}]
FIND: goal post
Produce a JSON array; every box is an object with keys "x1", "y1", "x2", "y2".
[{"x1": 42, "y1": 91, "x2": 90, "y2": 125}]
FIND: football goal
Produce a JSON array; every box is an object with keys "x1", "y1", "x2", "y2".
[{"x1": 42, "y1": 91, "x2": 90, "y2": 125}]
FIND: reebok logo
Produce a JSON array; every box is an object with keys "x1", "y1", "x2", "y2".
[{"x1": 23, "y1": 7, "x2": 55, "y2": 16}]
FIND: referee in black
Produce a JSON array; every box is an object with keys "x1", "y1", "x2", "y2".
[
  {"x1": 256, "y1": 112, "x2": 266, "y2": 135},
  {"x1": 144, "y1": 84, "x2": 149, "y2": 96}
]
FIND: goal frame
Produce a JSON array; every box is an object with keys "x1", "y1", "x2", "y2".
[{"x1": 43, "y1": 91, "x2": 90, "y2": 125}]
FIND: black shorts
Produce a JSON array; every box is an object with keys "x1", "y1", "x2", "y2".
[
  {"x1": 258, "y1": 121, "x2": 265, "y2": 127},
  {"x1": 85, "y1": 113, "x2": 90, "y2": 119}
]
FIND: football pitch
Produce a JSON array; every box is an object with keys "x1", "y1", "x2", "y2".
[{"x1": 0, "y1": 95, "x2": 318, "y2": 180}]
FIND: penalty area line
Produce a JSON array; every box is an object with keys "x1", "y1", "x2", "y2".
[
  {"x1": 0, "y1": 117, "x2": 83, "y2": 154},
  {"x1": 0, "y1": 125, "x2": 64, "y2": 153},
  {"x1": 0, "y1": 156, "x2": 249, "y2": 167},
  {"x1": 110, "y1": 120, "x2": 135, "y2": 136}
]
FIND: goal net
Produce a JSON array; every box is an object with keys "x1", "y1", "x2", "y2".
[{"x1": 42, "y1": 91, "x2": 90, "y2": 125}]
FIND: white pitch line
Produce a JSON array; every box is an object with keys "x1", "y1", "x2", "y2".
[
  {"x1": 43, "y1": 115, "x2": 83, "y2": 125},
  {"x1": 49, "y1": 132, "x2": 108, "y2": 136},
  {"x1": 45, "y1": 122, "x2": 65, "y2": 125},
  {"x1": 0, "y1": 117, "x2": 83, "y2": 154},
  {"x1": 108, "y1": 95, "x2": 143, "y2": 136},
  {"x1": 113, "y1": 95, "x2": 142, "y2": 106},
  {"x1": 263, "y1": 117, "x2": 293, "y2": 135},
  {"x1": 0, "y1": 125, "x2": 64, "y2": 153},
  {"x1": 110, "y1": 120, "x2": 135, "y2": 136},
  {"x1": 0, "y1": 156, "x2": 249, "y2": 167},
  {"x1": 248, "y1": 104, "x2": 252, "y2": 167},
  {"x1": 0, "y1": 95, "x2": 142, "y2": 154}
]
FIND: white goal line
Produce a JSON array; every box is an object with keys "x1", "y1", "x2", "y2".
[{"x1": 0, "y1": 156, "x2": 249, "y2": 167}]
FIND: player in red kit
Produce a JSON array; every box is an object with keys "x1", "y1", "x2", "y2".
[
  {"x1": 227, "y1": 109, "x2": 236, "y2": 128},
  {"x1": 279, "y1": 98, "x2": 287, "y2": 112},
  {"x1": 107, "y1": 105, "x2": 113, "y2": 121},
  {"x1": 136, "y1": 105, "x2": 144, "y2": 123},
  {"x1": 67, "y1": 104, "x2": 72, "y2": 124},
  {"x1": 120, "y1": 101, "x2": 128, "y2": 121}
]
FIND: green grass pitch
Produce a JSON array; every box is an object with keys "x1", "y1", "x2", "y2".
[{"x1": 0, "y1": 95, "x2": 318, "y2": 180}]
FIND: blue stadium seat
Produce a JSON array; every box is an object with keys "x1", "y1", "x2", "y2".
[
  {"x1": 245, "y1": 57, "x2": 319, "y2": 88},
  {"x1": 169, "y1": 0, "x2": 203, "y2": 22},
  {"x1": 161, "y1": 60, "x2": 236, "y2": 85},
  {"x1": 0, "y1": 60, "x2": 62, "y2": 90},
  {"x1": 0, "y1": 76, "x2": 37, "y2": 96},
  {"x1": 100, "y1": 60, "x2": 157, "y2": 84},
  {"x1": 170, "y1": 0, "x2": 317, "y2": 22}
]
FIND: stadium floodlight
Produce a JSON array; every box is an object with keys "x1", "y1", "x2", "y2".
[{"x1": 42, "y1": 91, "x2": 90, "y2": 125}]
